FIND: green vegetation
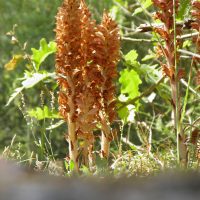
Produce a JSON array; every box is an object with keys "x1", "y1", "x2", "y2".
[{"x1": 1, "y1": 0, "x2": 200, "y2": 176}]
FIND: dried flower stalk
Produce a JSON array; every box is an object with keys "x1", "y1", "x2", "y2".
[
  {"x1": 75, "y1": 0, "x2": 100, "y2": 169},
  {"x1": 152, "y1": 0, "x2": 188, "y2": 166},
  {"x1": 56, "y1": 0, "x2": 83, "y2": 172},
  {"x1": 96, "y1": 12, "x2": 120, "y2": 158},
  {"x1": 191, "y1": 2, "x2": 200, "y2": 164},
  {"x1": 190, "y1": 1, "x2": 200, "y2": 91}
]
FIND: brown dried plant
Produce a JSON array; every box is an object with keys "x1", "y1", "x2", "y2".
[
  {"x1": 55, "y1": 0, "x2": 120, "y2": 171},
  {"x1": 56, "y1": 0, "x2": 83, "y2": 172},
  {"x1": 191, "y1": 1, "x2": 200, "y2": 33},
  {"x1": 152, "y1": 0, "x2": 181, "y2": 79},
  {"x1": 191, "y1": 1, "x2": 200, "y2": 164},
  {"x1": 152, "y1": 0, "x2": 188, "y2": 166},
  {"x1": 191, "y1": 1, "x2": 200, "y2": 67},
  {"x1": 94, "y1": 12, "x2": 120, "y2": 158}
]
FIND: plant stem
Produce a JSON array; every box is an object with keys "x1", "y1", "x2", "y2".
[
  {"x1": 172, "y1": 0, "x2": 180, "y2": 165},
  {"x1": 173, "y1": 0, "x2": 187, "y2": 167},
  {"x1": 82, "y1": 134, "x2": 94, "y2": 170},
  {"x1": 100, "y1": 114, "x2": 111, "y2": 159},
  {"x1": 101, "y1": 131, "x2": 110, "y2": 159},
  {"x1": 67, "y1": 79, "x2": 79, "y2": 172},
  {"x1": 88, "y1": 136, "x2": 95, "y2": 170},
  {"x1": 122, "y1": 37, "x2": 152, "y2": 42},
  {"x1": 82, "y1": 139, "x2": 89, "y2": 167},
  {"x1": 67, "y1": 118, "x2": 79, "y2": 172}
]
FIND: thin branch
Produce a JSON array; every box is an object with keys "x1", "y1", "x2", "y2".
[
  {"x1": 123, "y1": 31, "x2": 198, "y2": 40},
  {"x1": 177, "y1": 32, "x2": 199, "y2": 40},
  {"x1": 135, "y1": 20, "x2": 195, "y2": 33},
  {"x1": 122, "y1": 37, "x2": 152, "y2": 42},
  {"x1": 181, "y1": 79, "x2": 200, "y2": 98},
  {"x1": 178, "y1": 49, "x2": 200, "y2": 59},
  {"x1": 113, "y1": 0, "x2": 132, "y2": 16},
  {"x1": 121, "y1": 137, "x2": 142, "y2": 150}
]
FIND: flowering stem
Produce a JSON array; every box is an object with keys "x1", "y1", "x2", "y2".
[
  {"x1": 100, "y1": 114, "x2": 111, "y2": 159},
  {"x1": 173, "y1": 0, "x2": 187, "y2": 167},
  {"x1": 67, "y1": 118, "x2": 79, "y2": 172},
  {"x1": 172, "y1": 0, "x2": 180, "y2": 165}
]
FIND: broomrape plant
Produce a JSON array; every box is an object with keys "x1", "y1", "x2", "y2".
[
  {"x1": 152, "y1": 0, "x2": 187, "y2": 167},
  {"x1": 55, "y1": 0, "x2": 120, "y2": 172},
  {"x1": 151, "y1": 0, "x2": 200, "y2": 167},
  {"x1": 190, "y1": 0, "x2": 200, "y2": 164}
]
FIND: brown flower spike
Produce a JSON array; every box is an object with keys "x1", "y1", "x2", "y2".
[
  {"x1": 55, "y1": 0, "x2": 120, "y2": 171},
  {"x1": 152, "y1": 0, "x2": 188, "y2": 166},
  {"x1": 191, "y1": 1, "x2": 200, "y2": 65},
  {"x1": 94, "y1": 12, "x2": 120, "y2": 158}
]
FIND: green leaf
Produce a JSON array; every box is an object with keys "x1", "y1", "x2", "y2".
[
  {"x1": 31, "y1": 38, "x2": 56, "y2": 71},
  {"x1": 132, "y1": 0, "x2": 152, "y2": 16},
  {"x1": 69, "y1": 160, "x2": 75, "y2": 171},
  {"x1": 124, "y1": 50, "x2": 140, "y2": 71},
  {"x1": 6, "y1": 87, "x2": 24, "y2": 106},
  {"x1": 118, "y1": 69, "x2": 141, "y2": 123},
  {"x1": 119, "y1": 69, "x2": 142, "y2": 99},
  {"x1": 118, "y1": 104, "x2": 129, "y2": 123},
  {"x1": 6, "y1": 72, "x2": 54, "y2": 106},
  {"x1": 28, "y1": 106, "x2": 60, "y2": 120},
  {"x1": 140, "y1": 64, "x2": 161, "y2": 84},
  {"x1": 124, "y1": 50, "x2": 138, "y2": 65},
  {"x1": 117, "y1": 104, "x2": 136, "y2": 123},
  {"x1": 183, "y1": 40, "x2": 192, "y2": 48},
  {"x1": 142, "y1": 54, "x2": 155, "y2": 62},
  {"x1": 22, "y1": 72, "x2": 53, "y2": 88},
  {"x1": 177, "y1": 0, "x2": 191, "y2": 20}
]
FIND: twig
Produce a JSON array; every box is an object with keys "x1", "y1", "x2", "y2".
[
  {"x1": 178, "y1": 49, "x2": 200, "y2": 59},
  {"x1": 177, "y1": 32, "x2": 199, "y2": 40},
  {"x1": 181, "y1": 79, "x2": 200, "y2": 97},
  {"x1": 121, "y1": 137, "x2": 143, "y2": 150},
  {"x1": 122, "y1": 37, "x2": 152, "y2": 42},
  {"x1": 124, "y1": 31, "x2": 198, "y2": 41},
  {"x1": 113, "y1": 0, "x2": 132, "y2": 16},
  {"x1": 135, "y1": 20, "x2": 195, "y2": 33}
]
